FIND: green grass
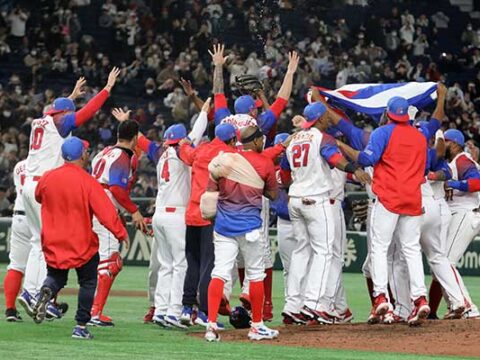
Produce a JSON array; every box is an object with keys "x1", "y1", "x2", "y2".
[{"x1": 0, "y1": 266, "x2": 478, "y2": 360}]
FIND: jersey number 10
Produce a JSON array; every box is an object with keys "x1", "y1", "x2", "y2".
[{"x1": 292, "y1": 143, "x2": 310, "y2": 168}]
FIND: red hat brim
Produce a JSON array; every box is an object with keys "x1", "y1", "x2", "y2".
[{"x1": 387, "y1": 111, "x2": 410, "y2": 122}]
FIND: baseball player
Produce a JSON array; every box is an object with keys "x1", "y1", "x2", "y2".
[
  {"x1": 32, "y1": 137, "x2": 128, "y2": 340},
  {"x1": 280, "y1": 102, "x2": 370, "y2": 325},
  {"x1": 20, "y1": 70, "x2": 120, "y2": 319},
  {"x1": 89, "y1": 118, "x2": 147, "y2": 327},
  {"x1": 3, "y1": 160, "x2": 31, "y2": 321},
  {"x1": 210, "y1": 45, "x2": 298, "y2": 319},
  {"x1": 137, "y1": 100, "x2": 209, "y2": 328},
  {"x1": 337, "y1": 96, "x2": 430, "y2": 326},
  {"x1": 428, "y1": 129, "x2": 480, "y2": 319},
  {"x1": 204, "y1": 125, "x2": 279, "y2": 342}
]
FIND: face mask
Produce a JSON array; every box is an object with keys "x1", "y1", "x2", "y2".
[
  {"x1": 3, "y1": 110, "x2": 11, "y2": 117},
  {"x1": 146, "y1": 88, "x2": 154, "y2": 94}
]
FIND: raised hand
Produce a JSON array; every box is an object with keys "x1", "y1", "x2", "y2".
[
  {"x1": 69, "y1": 77, "x2": 87, "y2": 100},
  {"x1": 111, "y1": 108, "x2": 131, "y2": 122},
  {"x1": 201, "y1": 97, "x2": 212, "y2": 113},
  {"x1": 287, "y1": 51, "x2": 299, "y2": 74},
  {"x1": 179, "y1": 77, "x2": 195, "y2": 96},
  {"x1": 208, "y1": 44, "x2": 229, "y2": 67},
  {"x1": 104, "y1": 67, "x2": 121, "y2": 92},
  {"x1": 437, "y1": 82, "x2": 447, "y2": 98}
]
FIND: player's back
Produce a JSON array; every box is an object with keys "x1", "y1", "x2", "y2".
[
  {"x1": 449, "y1": 152, "x2": 480, "y2": 212},
  {"x1": 155, "y1": 146, "x2": 191, "y2": 208},
  {"x1": 286, "y1": 127, "x2": 333, "y2": 198},
  {"x1": 13, "y1": 159, "x2": 26, "y2": 211},
  {"x1": 26, "y1": 116, "x2": 65, "y2": 177}
]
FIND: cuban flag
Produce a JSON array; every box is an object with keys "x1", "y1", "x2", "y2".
[{"x1": 317, "y1": 82, "x2": 438, "y2": 121}]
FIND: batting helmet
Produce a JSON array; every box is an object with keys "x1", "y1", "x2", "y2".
[{"x1": 229, "y1": 306, "x2": 251, "y2": 329}]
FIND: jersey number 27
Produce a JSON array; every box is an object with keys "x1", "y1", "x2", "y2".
[{"x1": 292, "y1": 143, "x2": 310, "y2": 168}]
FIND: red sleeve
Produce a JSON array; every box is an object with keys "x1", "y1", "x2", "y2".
[
  {"x1": 279, "y1": 168, "x2": 292, "y2": 186},
  {"x1": 109, "y1": 185, "x2": 138, "y2": 214},
  {"x1": 35, "y1": 178, "x2": 44, "y2": 203},
  {"x1": 137, "y1": 134, "x2": 151, "y2": 153},
  {"x1": 207, "y1": 108, "x2": 215, "y2": 122},
  {"x1": 214, "y1": 93, "x2": 228, "y2": 111},
  {"x1": 179, "y1": 143, "x2": 196, "y2": 166},
  {"x1": 262, "y1": 143, "x2": 285, "y2": 161},
  {"x1": 269, "y1": 97, "x2": 288, "y2": 119},
  {"x1": 468, "y1": 178, "x2": 480, "y2": 192},
  {"x1": 89, "y1": 180, "x2": 128, "y2": 241},
  {"x1": 74, "y1": 89, "x2": 110, "y2": 127},
  {"x1": 263, "y1": 160, "x2": 278, "y2": 192}
]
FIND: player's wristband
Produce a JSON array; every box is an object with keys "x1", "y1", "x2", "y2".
[{"x1": 345, "y1": 162, "x2": 359, "y2": 174}]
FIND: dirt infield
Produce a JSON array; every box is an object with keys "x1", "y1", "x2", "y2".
[{"x1": 194, "y1": 320, "x2": 480, "y2": 357}]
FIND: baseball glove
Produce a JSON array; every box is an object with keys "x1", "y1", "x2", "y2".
[
  {"x1": 229, "y1": 306, "x2": 252, "y2": 329},
  {"x1": 234, "y1": 74, "x2": 263, "y2": 95}
]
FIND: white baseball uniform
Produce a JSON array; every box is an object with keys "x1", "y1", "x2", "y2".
[
  {"x1": 147, "y1": 111, "x2": 207, "y2": 317},
  {"x1": 282, "y1": 127, "x2": 337, "y2": 313},
  {"x1": 23, "y1": 115, "x2": 71, "y2": 294},
  {"x1": 6, "y1": 160, "x2": 32, "y2": 275}
]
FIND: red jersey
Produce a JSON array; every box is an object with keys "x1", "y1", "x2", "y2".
[
  {"x1": 35, "y1": 163, "x2": 127, "y2": 269},
  {"x1": 179, "y1": 138, "x2": 235, "y2": 226}
]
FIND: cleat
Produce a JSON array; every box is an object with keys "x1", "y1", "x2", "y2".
[
  {"x1": 463, "y1": 304, "x2": 480, "y2": 319},
  {"x1": 194, "y1": 310, "x2": 208, "y2": 327},
  {"x1": 152, "y1": 314, "x2": 172, "y2": 328},
  {"x1": 383, "y1": 310, "x2": 405, "y2": 324},
  {"x1": 88, "y1": 314, "x2": 114, "y2": 327},
  {"x1": 219, "y1": 296, "x2": 231, "y2": 316},
  {"x1": 427, "y1": 313, "x2": 439, "y2": 320},
  {"x1": 248, "y1": 322, "x2": 279, "y2": 341},
  {"x1": 368, "y1": 293, "x2": 389, "y2": 324},
  {"x1": 57, "y1": 302, "x2": 69, "y2": 316},
  {"x1": 336, "y1": 308, "x2": 354, "y2": 324},
  {"x1": 239, "y1": 293, "x2": 251, "y2": 311},
  {"x1": 205, "y1": 322, "x2": 220, "y2": 342},
  {"x1": 72, "y1": 325, "x2": 94, "y2": 340},
  {"x1": 300, "y1": 306, "x2": 334, "y2": 325},
  {"x1": 408, "y1": 296, "x2": 430, "y2": 326},
  {"x1": 281, "y1": 310, "x2": 307, "y2": 325},
  {"x1": 263, "y1": 301, "x2": 273, "y2": 322},
  {"x1": 33, "y1": 287, "x2": 53, "y2": 324},
  {"x1": 443, "y1": 305, "x2": 465, "y2": 320},
  {"x1": 5, "y1": 308, "x2": 23, "y2": 322},
  {"x1": 165, "y1": 315, "x2": 188, "y2": 329},
  {"x1": 180, "y1": 306, "x2": 194, "y2": 326},
  {"x1": 144, "y1": 306, "x2": 155, "y2": 323},
  {"x1": 17, "y1": 290, "x2": 36, "y2": 318},
  {"x1": 45, "y1": 301, "x2": 62, "y2": 321}
]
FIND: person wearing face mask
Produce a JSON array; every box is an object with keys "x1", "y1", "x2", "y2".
[{"x1": 31, "y1": 137, "x2": 128, "y2": 339}]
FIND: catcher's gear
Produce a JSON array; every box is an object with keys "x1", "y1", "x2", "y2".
[
  {"x1": 352, "y1": 199, "x2": 369, "y2": 222},
  {"x1": 98, "y1": 252, "x2": 123, "y2": 277},
  {"x1": 229, "y1": 306, "x2": 251, "y2": 329},
  {"x1": 235, "y1": 74, "x2": 263, "y2": 95}
]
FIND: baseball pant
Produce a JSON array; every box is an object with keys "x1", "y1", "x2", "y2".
[
  {"x1": 42, "y1": 253, "x2": 99, "y2": 325},
  {"x1": 211, "y1": 229, "x2": 265, "y2": 282},
  {"x1": 318, "y1": 200, "x2": 348, "y2": 314},
  {"x1": 445, "y1": 209, "x2": 480, "y2": 311},
  {"x1": 277, "y1": 217, "x2": 296, "y2": 297},
  {"x1": 388, "y1": 237, "x2": 410, "y2": 320},
  {"x1": 284, "y1": 195, "x2": 334, "y2": 313},
  {"x1": 239, "y1": 198, "x2": 273, "y2": 294},
  {"x1": 93, "y1": 217, "x2": 121, "y2": 260},
  {"x1": 361, "y1": 199, "x2": 374, "y2": 279},
  {"x1": 152, "y1": 209, "x2": 187, "y2": 317},
  {"x1": 7, "y1": 214, "x2": 32, "y2": 273},
  {"x1": 370, "y1": 200, "x2": 426, "y2": 300},
  {"x1": 22, "y1": 177, "x2": 47, "y2": 295},
  {"x1": 147, "y1": 232, "x2": 160, "y2": 307},
  {"x1": 182, "y1": 224, "x2": 214, "y2": 314}
]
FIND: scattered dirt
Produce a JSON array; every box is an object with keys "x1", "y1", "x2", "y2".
[{"x1": 192, "y1": 320, "x2": 480, "y2": 357}]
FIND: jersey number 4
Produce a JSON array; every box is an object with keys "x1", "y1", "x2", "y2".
[
  {"x1": 292, "y1": 143, "x2": 310, "y2": 168},
  {"x1": 30, "y1": 127, "x2": 44, "y2": 150}
]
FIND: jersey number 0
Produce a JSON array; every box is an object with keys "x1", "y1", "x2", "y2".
[{"x1": 30, "y1": 127, "x2": 45, "y2": 150}]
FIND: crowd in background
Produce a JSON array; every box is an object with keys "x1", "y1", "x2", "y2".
[{"x1": 0, "y1": 0, "x2": 480, "y2": 217}]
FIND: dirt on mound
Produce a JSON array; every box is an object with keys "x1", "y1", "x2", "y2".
[{"x1": 193, "y1": 320, "x2": 480, "y2": 357}]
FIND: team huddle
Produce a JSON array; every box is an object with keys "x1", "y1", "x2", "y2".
[{"x1": 2, "y1": 44, "x2": 480, "y2": 342}]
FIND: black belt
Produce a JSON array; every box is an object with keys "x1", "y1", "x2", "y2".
[{"x1": 13, "y1": 210, "x2": 25, "y2": 216}]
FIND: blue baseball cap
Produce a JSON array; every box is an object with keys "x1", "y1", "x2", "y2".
[
  {"x1": 61, "y1": 136, "x2": 89, "y2": 161},
  {"x1": 45, "y1": 97, "x2": 76, "y2": 115},
  {"x1": 302, "y1": 102, "x2": 327, "y2": 129},
  {"x1": 444, "y1": 129, "x2": 465, "y2": 147},
  {"x1": 387, "y1": 96, "x2": 410, "y2": 122},
  {"x1": 164, "y1": 124, "x2": 187, "y2": 145},
  {"x1": 274, "y1": 132, "x2": 289, "y2": 145},
  {"x1": 215, "y1": 123, "x2": 237, "y2": 142},
  {"x1": 234, "y1": 95, "x2": 256, "y2": 114}
]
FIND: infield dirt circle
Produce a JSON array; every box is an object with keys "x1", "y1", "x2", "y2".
[{"x1": 193, "y1": 320, "x2": 480, "y2": 357}]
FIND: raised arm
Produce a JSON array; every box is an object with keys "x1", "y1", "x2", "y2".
[
  {"x1": 189, "y1": 98, "x2": 211, "y2": 146},
  {"x1": 180, "y1": 77, "x2": 205, "y2": 112},
  {"x1": 209, "y1": 44, "x2": 228, "y2": 95},
  {"x1": 276, "y1": 51, "x2": 299, "y2": 101},
  {"x1": 68, "y1": 77, "x2": 86, "y2": 101}
]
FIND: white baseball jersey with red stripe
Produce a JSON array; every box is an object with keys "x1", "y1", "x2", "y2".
[{"x1": 13, "y1": 160, "x2": 26, "y2": 211}]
